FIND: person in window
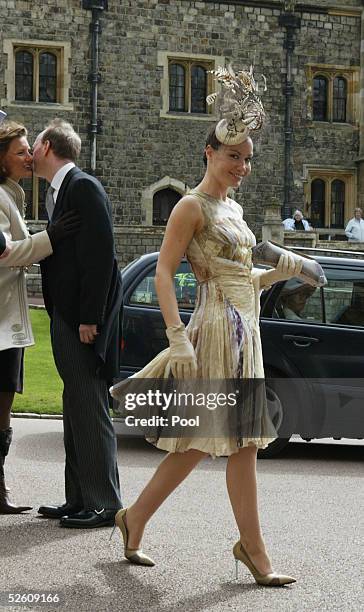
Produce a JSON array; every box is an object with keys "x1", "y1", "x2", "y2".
[
  {"x1": 280, "y1": 282, "x2": 316, "y2": 321},
  {"x1": 110, "y1": 67, "x2": 303, "y2": 586},
  {"x1": 0, "y1": 120, "x2": 78, "y2": 514},
  {"x1": 334, "y1": 282, "x2": 364, "y2": 326},
  {"x1": 345, "y1": 208, "x2": 364, "y2": 242},
  {"x1": 283, "y1": 209, "x2": 311, "y2": 231}
]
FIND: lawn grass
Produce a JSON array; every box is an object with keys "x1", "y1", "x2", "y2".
[{"x1": 12, "y1": 309, "x2": 63, "y2": 415}]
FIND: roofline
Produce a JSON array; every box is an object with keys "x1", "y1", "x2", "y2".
[{"x1": 288, "y1": 246, "x2": 364, "y2": 257}]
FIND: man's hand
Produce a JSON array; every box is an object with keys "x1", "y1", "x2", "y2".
[{"x1": 79, "y1": 324, "x2": 98, "y2": 344}]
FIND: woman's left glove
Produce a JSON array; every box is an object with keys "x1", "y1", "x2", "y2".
[
  {"x1": 274, "y1": 252, "x2": 303, "y2": 280},
  {"x1": 263, "y1": 252, "x2": 303, "y2": 286},
  {"x1": 166, "y1": 323, "x2": 197, "y2": 379}
]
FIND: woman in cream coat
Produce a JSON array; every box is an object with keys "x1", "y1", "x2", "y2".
[{"x1": 0, "y1": 120, "x2": 77, "y2": 513}]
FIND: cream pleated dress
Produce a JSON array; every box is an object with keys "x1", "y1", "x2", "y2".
[{"x1": 111, "y1": 190, "x2": 278, "y2": 456}]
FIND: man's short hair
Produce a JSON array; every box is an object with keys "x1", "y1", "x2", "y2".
[{"x1": 41, "y1": 119, "x2": 81, "y2": 161}]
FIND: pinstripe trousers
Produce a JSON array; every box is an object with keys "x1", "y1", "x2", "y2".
[{"x1": 50, "y1": 310, "x2": 122, "y2": 511}]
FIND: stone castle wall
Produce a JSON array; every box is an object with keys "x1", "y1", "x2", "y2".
[{"x1": 1, "y1": 0, "x2": 362, "y2": 270}]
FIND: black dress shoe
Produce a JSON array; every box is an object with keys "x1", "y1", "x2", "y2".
[
  {"x1": 59, "y1": 509, "x2": 117, "y2": 529},
  {"x1": 38, "y1": 503, "x2": 82, "y2": 519}
]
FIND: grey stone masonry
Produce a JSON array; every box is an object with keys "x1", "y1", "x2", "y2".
[{"x1": 1, "y1": 0, "x2": 362, "y2": 271}]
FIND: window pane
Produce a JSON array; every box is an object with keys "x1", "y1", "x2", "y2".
[
  {"x1": 21, "y1": 178, "x2": 34, "y2": 219},
  {"x1": 273, "y1": 280, "x2": 322, "y2": 323},
  {"x1": 129, "y1": 263, "x2": 196, "y2": 309},
  {"x1": 38, "y1": 178, "x2": 49, "y2": 220},
  {"x1": 39, "y1": 52, "x2": 57, "y2": 102},
  {"x1": 191, "y1": 65, "x2": 207, "y2": 113},
  {"x1": 331, "y1": 179, "x2": 345, "y2": 228},
  {"x1": 20, "y1": 178, "x2": 48, "y2": 221},
  {"x1": 333, "y1": 77, "x2": 347, "y2": 123},
  {"x1": 129, "y1": 273, "x2": 159, "y2": 306},
  {"x1": 174, "y1": 270, "x2": 197, "y2": 307},
  {"x1": 324, "y1": 279, "x2": 364, "y2": 326},
  {"x1": 15, "y1": 51, "x2": 34, "y2": 101},
  {"x1": 153, "y1": 188, "x2": 181, "y2": 225},
  {"x1": 313, "y1": 76, "x2": 328, "y2": 121},
  {"x1": 311, "y1": 179, "x2": 325, "y2": 227},
  {"x1": 169, "y1": 63, "x2": 185, "y2": 112}
]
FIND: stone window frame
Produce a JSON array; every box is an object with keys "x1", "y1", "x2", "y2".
[
  {"x1": 302, "y1": 165, "x2": 357, "y2": 228},
  {"x1": 141, "y1": 176, "x2": 189, "y2": 226},
  {"x1": 1, "y1": 39, "x2": 73, "y2": 111},
  {"x1": 22, "y1": 176, "x2": 49, "y2": 222},
  {"x1": 306, "y1": 64, "x2": 359, "y2": 125},
  {"x1": 158, "y1": 51, "x2": 225, "y2": 122}
]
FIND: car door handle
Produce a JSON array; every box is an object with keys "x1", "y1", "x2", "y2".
[{"x1": 283, "y1": 334, "x2": 320, "y2": 348}]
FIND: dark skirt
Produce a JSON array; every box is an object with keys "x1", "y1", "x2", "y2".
[{"x1": 0, "y1": 348, "x2": 24, "y2": 393}]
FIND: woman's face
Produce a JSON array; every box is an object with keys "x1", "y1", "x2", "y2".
[
  {"x1": 2, "y1": 136, "x2": 33, "y2": 182},
  {"x1": 285, "y1": 290, "x2": 310, "y2": 315},
  {"x1": 206, "y1": 138, "x2": 253, "y2": 189}
]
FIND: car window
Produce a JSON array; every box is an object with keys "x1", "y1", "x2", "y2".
[
  {"x1": 129, "y1": 261, "x2": 197, "y2": 308},
  {"x1": 272, "y1": 279, "x2": 323, "y2": 323},
  {"x1": 323, "y1": 277, "x2": 364, "y2": 327}
]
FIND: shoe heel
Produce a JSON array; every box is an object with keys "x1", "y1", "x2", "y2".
[
  {"x1": 109, "y1": 524, "x2": 116, "y2": 541},
  {"x1": 235, "y1": 559, "x2": 239, "y2": 581}
]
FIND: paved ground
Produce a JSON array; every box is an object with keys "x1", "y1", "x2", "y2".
[{"x1": 0, "y1": 419, "x2": 363, "y2": 612}]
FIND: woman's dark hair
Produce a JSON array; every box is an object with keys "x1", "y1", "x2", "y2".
[
  {"x1": 0, "y1": 121, "x2": 27, "y2": 183},
  {"x1": 203, "y1": 125, "x2": 222, "y2": 166}
]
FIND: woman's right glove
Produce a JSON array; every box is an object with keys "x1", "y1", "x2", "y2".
[{"x1": 166, "y1": 323, "x2": 197, "y2": 379}]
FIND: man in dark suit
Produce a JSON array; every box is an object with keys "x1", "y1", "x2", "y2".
[{"x1": 32, "y1": 119, "x2": 122, "y2": 528}]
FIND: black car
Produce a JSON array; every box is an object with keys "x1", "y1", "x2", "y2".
[{"x1": 116, "y1": 249, "x2": 364, "y2": 457}]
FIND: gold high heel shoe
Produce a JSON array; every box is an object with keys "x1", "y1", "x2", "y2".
[
  {"x1": 233, "y1": 541, "x2": 296, "y2": 587},
  {"x1": 110, "y1": 508, "x2": 155, "y2": 566}
]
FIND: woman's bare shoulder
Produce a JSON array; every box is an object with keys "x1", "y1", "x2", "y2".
[
  {"x1": 174, "y1": 193, "x2": 203, "y2": 210},
  {"x1": 170, "y1": 194, "x2": 204, "y2": 227}
]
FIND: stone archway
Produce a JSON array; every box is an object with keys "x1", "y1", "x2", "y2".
[{"x1": 141, "y1": 176, "x2": 188, "y2": 225}]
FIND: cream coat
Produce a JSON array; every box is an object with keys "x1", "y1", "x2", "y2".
[{"x1": 0, "y1": 178, "x2": 52, "y2": 350}]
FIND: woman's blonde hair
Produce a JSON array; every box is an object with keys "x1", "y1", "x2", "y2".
[{"x1": 0, "y1": 121, "x2": 27, "y2": 183}]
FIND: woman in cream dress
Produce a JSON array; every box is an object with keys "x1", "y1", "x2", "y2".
[{"x1": 110, "y1": 125, "x2": 302, "y2": 586}]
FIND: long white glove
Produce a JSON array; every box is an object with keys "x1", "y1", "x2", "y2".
[
  {"x1": 166, "y1": 323, "x2": 197, "y2": 379},
  {"x1": 262, "y1": 252, "x2": 303, "y2": 287}
]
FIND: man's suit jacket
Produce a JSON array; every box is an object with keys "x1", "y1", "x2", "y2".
[{"x1": 40, "y1": 166, "x2": 122, "y2": 379}]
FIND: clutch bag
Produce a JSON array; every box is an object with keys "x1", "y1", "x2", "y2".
[{"x1": 252, "y1": 241, "x2": 327, "y2": 287}]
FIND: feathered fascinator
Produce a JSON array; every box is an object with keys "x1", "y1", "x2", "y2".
[{"x1": 207, "y1": 65, "x2": 266, "y2": 145}]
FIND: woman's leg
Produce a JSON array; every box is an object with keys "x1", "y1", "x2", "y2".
[
  {"x1": 125, "y1": 448, "x2": 206, "y2": 548},
  {"x1": 226, "y1": 445, "x2": 272, "y2": 574},
  {"x1": 0, "y1": 392, "x2": 14, "y2": 429},
  {"x1": 0, "y1": 392, "x2": 32, "y2": 513},
  {"x1": 0, "y1": 392, "x2": 14, "y2": 496}
]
